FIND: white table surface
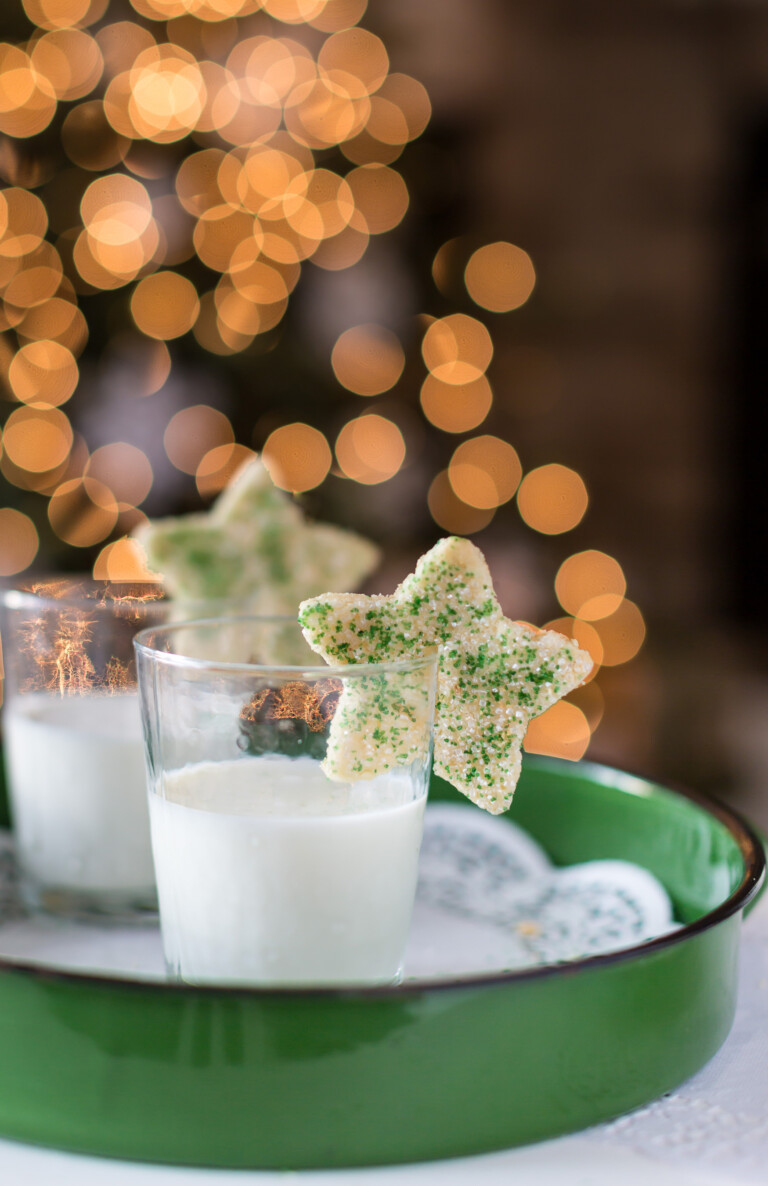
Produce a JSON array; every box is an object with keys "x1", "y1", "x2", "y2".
[{"x1": 1, "y1": 896, "x2": 765, "y2": 1186}]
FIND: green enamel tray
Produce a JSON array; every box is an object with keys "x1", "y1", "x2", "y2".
[{"x1": 0, "y1": 754, "x2": 763, "y2": 1169}]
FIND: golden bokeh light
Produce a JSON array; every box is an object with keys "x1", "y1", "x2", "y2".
[
  {"x1": 231, "y1": 144, "x2": 305, "y2": 214},
  {"x1": 3, "y1": 242, "x2": 63, "y2": 308},
  {"x1": 309, "y1": 0, "x2": 368, "y2": 32},
  {"x1": 3, "y1": 406, "x2": 73, "y2": 472},
  {"x1": 342, "y1": 127, "x2": 403, "y2": 167},
  {"x1": 287, "y1": 0, "x2": 353, "y2": 28},
  {"x1": 568, "y1": 680, "x2": 605, "y2": 732},
  {"x1": 2, "y1": 419, "x2": 87, "y2": 495},
  {"x1": 23, "y1": 0, "x2": 109, "y2": 29},
  {"x1": 361, "y1": 97, "x2": 408, "y2": 148},
  {"x1": 345, "y1": 165, "x2": 408, "y2": 234},
  {"x1": 422, "y1": 313, "x2": 493, "y2": 384},
  {"x1": 193, "y1": 205, "x2": 256, "y2": 272},
  {"x1": 103, "y1": 71, "x2": 138, "y2": 139},
  {"x1": 523, "y1": 701, "x2": 590, "y2": 761},
  {"x1": 213, "y1": 284, "x2": 261, "y2": 336},
  {"x1": 86, "y1": 442, "x2": 153, "y2": 507},
  {"x1": 93, "y1": 536, "x2": 159, "y2": 581},
  {"x1": 544, "y1": 616, "x2": 603, "y2": 683},
  {"x1": 164, "y1": 403, "x2": 234, "y2": 474},
  {"x1": 262, "y1": 422, "x2": 332, "y2": 492},
  {"x1": 335, "y1": 414, "x2": 405, "y2": 484},
  {"x1": 228, "y1": 254, "x2": 289, "y2": 306},
  {"x1": 0, "y1": 303, "x2": 24, "y2": 334},
  {"x1": 0, "y1": 256, "x2": 20, "y2": 301},
  {"x1": 284, "y1": 75, "x2": 368, "y2": 149},
  {"x1": 427, "y1": 469, "x2": 494, "y2": 535},
  {"x1": 317, "y1": 28, "x2": 389, "y2": 94},
  {"x1": 260, "y1": 219, "x2": 316, "y2": 265},
  {"x1": 448, "y1": 435, "x2": 521, "y2": 510},
  {"x1": 97, "y1": 20, "x2": 156, "y2": 76},
  {"x1": 0, "y1": 508, "x2": 39, "y2": 576},
  {"x1": 8, "y1": 340, "x2": 79, "y2": 406},
  {"x1": 195, "y1": 442, "x2": 255, "y2": 498},
  {"x1": 262, "y1": 0, "x2": 327, "y2": 24},
  {"x1": 31, "y1": 29, "x2": 103, "y2": 102},
  {"x1": 464, "y1": 241, "x2": 536, "y2": 313},
  {"x1": 80, "y1": 175, "x2": 153, "y2": 232},
  {"x1": 420, "y1": 373, "x2": 492, "y2": 434},
  {"x1": 195, "y1": 61, "x2": 240, "y2": 133},
  {"x1": 227, "y1": 247, "x2": 291, "y2": 305},
  {"x1": 431, "y1": 238, "x2": 462, "y2": 297},
  {"x1": 331, "y1": 323, "x2": 404, "y2": 395},
  {"x1": 217, "y1": 92, "x2": 282, "y2": 148},
  {"x1": 310, "y1": 220, "x2": 369, "y2": 269},
  {"x1": 1, "y1": 452, "x2": 56, "y2": 494},
  {"x1": 192, "y1": 290, "x2": 251, "y2": 355},
  {"x1": 71, "y1": 232, "x2": 123, "y2": 291},
  {"x1": 144, "y1": 340, "x2": 172, "y2": 393},
  {"x1": 62, "y1": 101, "x2": 129, "y2": 172},
  {"x1": 593, "y1": 600, "x2": 646, "y2": 666},
  {"x1": 175, "y1": 148, "x2": 226, "y2": 216},
  {"x1": 0, "y1": 45, "x2": 57, "y2": 139},
  {"x1": 289, "y1": 168, "x2": 354, "y2": 240},
  {"x1": 79, "y1": 174, "x2": 157, "y2": 285},
  {"x1": 377, "y1": 73, "x2": 430, "y2": 140},
  {"x1": 517, "y1": 463, "x2": 588, "y2": 535},
  {"x1": 215, "y1": 278, "x2": 288, "y2": 338},
  {"x1": 130, "y1": 271, "x2": 199, "y2": 339},
  {"x1": 128, "y1": 44, "x2": 206, "y2": 144},
  {"x1": 555, "y1": 550, "x2": 627, "y2": 621},
  {"x1": 215, "y1": 315, "x2": 256, "y2": 354},
  {"x1": 48, "y1": 476, "x2": 118, "y2": 547},
  {"x1": 128, "y1": 0, "x2": 189, "y2": 17},
  {"x1": 0, "y1": 188, "x2": 47, "y2": 258},
  {"x1": 236, "y1": 37, "x2": 316, "y2": 108}
]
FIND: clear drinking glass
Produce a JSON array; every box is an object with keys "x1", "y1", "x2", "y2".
[
  {"x1": 0, "y1": 579, "x2": 168, "y2": 920},
  {"x1": 134, "y1": 617, "x2": 438, "y2": 988}
]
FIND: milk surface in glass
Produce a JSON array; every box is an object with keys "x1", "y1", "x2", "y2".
[
  {"x1": 149, "y1": 754, "x2": 426, "y2": 986},
  {"x1": 3, "y1": 691, "x2": 154, "y2": 894}
]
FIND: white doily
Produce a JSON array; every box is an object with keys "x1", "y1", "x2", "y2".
[{"x1": 405, "y1": 803, "x2": 676, "y2": 977}]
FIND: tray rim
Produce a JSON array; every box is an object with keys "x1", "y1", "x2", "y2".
[{"x1": 0, "y1": 754, "x2": 763, "y2": 998}]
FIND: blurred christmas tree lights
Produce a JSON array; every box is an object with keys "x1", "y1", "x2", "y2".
[{"x1": 0, "y1": 0, "x2": 646, "y2": 757}]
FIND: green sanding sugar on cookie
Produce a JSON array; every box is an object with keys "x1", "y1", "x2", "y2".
[
  {"x1": 324, "y1": 668, "x2": 435, "y2": 781},
  {"x1": 299, "y1": 536, "x2": 593, "y2": 813},
  {"x1": 134, "y1": 457, "x2": 380, "y2": 613}
]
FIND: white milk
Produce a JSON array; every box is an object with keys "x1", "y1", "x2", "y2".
[
  {"x1": 3, "y1": 692, "x2": 154, "y2": 895},
  {"x1": 150, "y1": 755, "x2": 427, "y2": 987}
]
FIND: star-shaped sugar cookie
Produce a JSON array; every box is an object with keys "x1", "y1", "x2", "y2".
[
  {"x1": 299, "y1": 536, "x2": 593, "y2": 813},
  {"x1": 134, "y1": 457, "x2": 380, "y2": 613}
]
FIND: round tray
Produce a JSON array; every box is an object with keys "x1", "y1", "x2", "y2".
[{"x1": 0, "y1": 755, "x2": 763, "y2": 1169}]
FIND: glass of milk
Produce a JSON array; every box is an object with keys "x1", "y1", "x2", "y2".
[
  {"x1": 0, "y1": 580, "x2": 172, "y2": 920},
  {"x1": 134, "y1": 617, "x2": 438, "y2": 988}
]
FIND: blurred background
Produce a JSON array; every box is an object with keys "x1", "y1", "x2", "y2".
[{"x1": 0, "y1": 0, "x2": 766, "y2": 821}]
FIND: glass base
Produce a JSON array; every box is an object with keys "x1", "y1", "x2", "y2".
[
  {"x1": 21, "y1": 879, "x2": 158, "y2": 926},
  {"x1": 163, "y1": 955, "x2": 405, "y2": 988}
]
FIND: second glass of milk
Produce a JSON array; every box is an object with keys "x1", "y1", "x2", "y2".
[
  {"x1": 0, "y1": 580, "x2": 169, "y2": 920},
  {"x1": 134, "y1": 617, "x2": 438, "y2": 988}
]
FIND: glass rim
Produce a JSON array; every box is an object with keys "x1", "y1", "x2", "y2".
[
  {"x1": 0, "y1": 580, "x2": 165, "y2": 616},
  {"x1": 0, "y1": 583, "x2": 261, "y2": 617},
  {"x1": 133, "y1": 615, "x2": 440, "y2": 680}
]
